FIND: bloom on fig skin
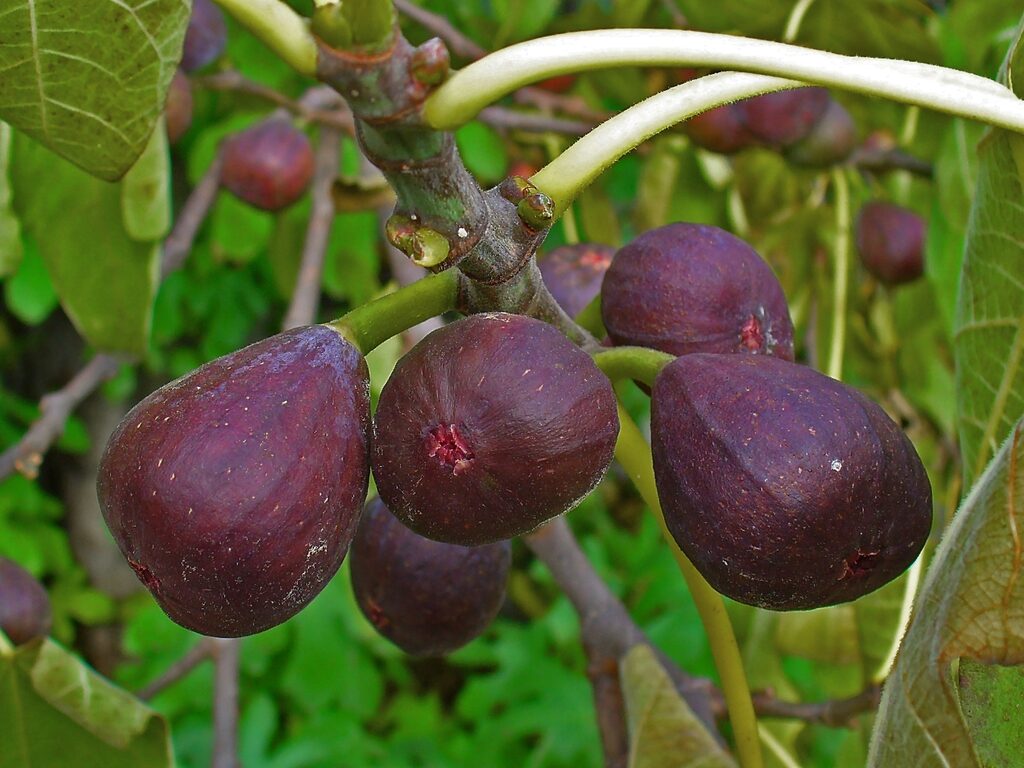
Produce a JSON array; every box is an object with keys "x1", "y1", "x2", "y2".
[
  {"x1": 651, "y1": 353, "x2": 932, "y2": 611},
  {"x1": 181, "y1": 0, "x2": 227, "y2": 72},
  {"x1": 539, "y1": 243, "x2": 614, "y2": 318},
  {"x1": 601, "y1": 222, "x2": 794, "y2": 360},
  {"x1": 350, "y1": 498, "x2": 510, "y2": 657},
  {"x1": 372, "y1": 313, "x2": 619, "y2": 546},
  {"x1": 0, "y1": 558, "x2": 52, "y2": 645},
  {"x1": 98, "y1": 326, "x2": 371, "y2": 637}
]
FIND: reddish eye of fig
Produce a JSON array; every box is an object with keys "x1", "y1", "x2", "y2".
[
  {"x1": 739, "y1": 315, "x2": 764, "y2": 351},
  {"x1": 372, "y1": 313, "x2": 619, "y2": 546},
  {"x1": 97, "y1": 325, "x2": 371, "y2": 637}
]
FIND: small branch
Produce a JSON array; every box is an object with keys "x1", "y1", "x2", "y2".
[
  {"x1": 850, "y1": 146, "x2": 933, "y2": 178},
  {"x1": 479, "y1": 106, "x2": 594, "y2": 136},
  {"x1": 137, "y1": 638, "x2": 216, "y2": 701},
  {"x1": 392, "y1": 0, "x2": 486, "y2": 60},
  {"x1": 583, "y1": 645, "x2": 629, "y2": 768},
  {"x1": 749, "y1": 684, "x2": 882, "y2": 727},
  {"x1": 0, "y1": 156, "x2": 223, "y2": 482},
  {"x1": 211, "y1": 638, "x2": 241, "y2": 768},
  {"x1": 282, "y1": 128, "x2": 342, "y2": 330},
  {"x1": 196, "y1": 72, "x2": 356, "y2": 134}
]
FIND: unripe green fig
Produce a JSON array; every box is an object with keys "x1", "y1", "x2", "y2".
[
  {"x1": 651, "y1": 353, "x2": 932, "y2": 611},
  {"x1": 0, "y1": 558, "x2": 52, "y2": 645},
  {"x1": 350, "y1": 498, "x2": 510, "y2": 657},
  {"x1": 98, "y1": 326, "x2": 371, "y2": 637},
  {"x1": 372, "y1": 313, "x2": 619, "y2": 546}
]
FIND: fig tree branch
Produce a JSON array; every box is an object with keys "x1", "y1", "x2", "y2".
[
  {"x1": 283, "y1": 127, "x2": 342, "y2": 330},
  {"x1": 211, "y1": 637, "x2": 241, "y2": 768},
  {"x1": 137, "y1": 638, "x2": 216, "y2": 700},
  {"x1": 748, "y1": 683, "x2": 882, "y2": 727},
  {"x1": 0, "y1": 154, "x2": 225, "y2": 481},
  {"x1": 392, "y1": 0, "x2": 486, "y2": 60}
]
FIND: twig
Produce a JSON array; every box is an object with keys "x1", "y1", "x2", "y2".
[
  {"x1": 748, "y1": 684, "x2": 882, "y2": 727},
  {"x1": 479, "y1": 106, "x2": 594, "y2": 136},
  {"x1": 196, "y1": 71, "x2": 355, "y2": 134},
  {"x1": 282, "y1": 128, "x2": 342, "y2": 330},
  {"x1": 850, "y1": 146, "x2": 933, "y2": 178},
  {"x1": 211, "y1": 638, "x2": 241, "y2": 768},
  {"x1": 0, "y1": 154, "x2": 224, "y2": 482},
  {"x1": 393, "y1": 0, "x2": 486, "y2": 60},
  {"x1": 583, "y1": 645, "x2": 629, "y2": 768},
  {"x1": 524, "y1": 518, "x2": 720, "y2": 734},
  {"x1": 137, "y1": 638, "x2": 216, "y2": 700}
]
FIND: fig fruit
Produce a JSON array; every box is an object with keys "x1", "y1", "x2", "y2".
[
  {"x1": 351, "y1": 498, "x2": 510, "y2": 656},
  {"x1": 539, "y1": 243, "x2": 614, "y2": 318},
  {"x1": 372, "y1": 313, "x2": 618, "y2": 546},
  {"x1": 785, "y1": 99, "x2": 856, "y2": 168},
  {"x1": 221, "y1": 118, "x2": 315, "y2": 212},
  {"x1": 855, "y1": 202, "x2": 926, "y2": 285},
  {"x1": 181, "y1": 0, "x2": 227, "y2": 72},
  {"x1": 685, "y1": 103, "x2": 756, "y2": 155},
  {"x1": 165, "y1": 69, "x2": 193, "y2": 145},
  {"x1": 651, "y1": 353, "x2": 932, "y2": 611},
  {"x1": 738, "y1": 87, "x2": 830, "y2": 149},
  {"x1": 98, "y1": 325, "x2": 371, "y2": 637},
  {"x1": 601, "y1": 222, "x2": 794, "y2": 360},
  {"x1": 0, "y1": 558, "x2": 52, "y2": 645}
]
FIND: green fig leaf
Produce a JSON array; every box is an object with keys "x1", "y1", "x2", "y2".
[
  {"x1": 868, "y1": 418, "x2": 1024, "y2": 767},
  {"x1": 620, "y1": 643, "x2": 737, "y2": 768},
  {"x1": 0, "y1": 0, "x2": 189, "y2": 181},
  {"x1": 954, "y1": 16, "x2": 1024, "y2": 485},
  {"x1": 0, "y1": 123, "x2": 23, "y2": 277},
  {"x1": 0, "y1": 633, "x2": 174, "y2": 768},
  {"x1": 121, "y1": 119, "x2": 171, "y2": 241}
]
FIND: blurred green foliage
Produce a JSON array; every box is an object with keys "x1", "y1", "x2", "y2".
[{"x1": 3, "y1": 0, "x2": 1024, "y2": 766}]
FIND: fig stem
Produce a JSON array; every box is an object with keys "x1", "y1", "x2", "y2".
[
  {"x1": 826, "y1": 167, "x2": 851, "y2": 380},
  {"x1": 210, "y1": 0, "x2": 318, "y2": 77},
  {"x1": 574, "y1": 294, "x2": 605, "y2": 338},
  {"x1": 592, "y1": 347, "x2": 674, "y2": 387},
  {"x1": 327, "y1": 269, "x2": 460, "y2": 353},
  {"x1": 612, "y1": 398, "x2": 763, "y2": 768}
]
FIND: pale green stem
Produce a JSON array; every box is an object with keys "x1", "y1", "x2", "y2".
[
  {"x1": 592, "y1": 347, "x2": 673, "y2": 385},
  {"x1": 782, "y1": 0, "x2": 818, "y2": 43},
  {"x1": 534, "y1": 73, "x2": 804, "y2": 215},
  {"x1": 211, "y1": 0, "x2": 318, "y2": 77},
  {"x1": 542, "y1": 134, "x2": 580, "y2": 242},
  {"x1": 424, "y1": 29, "x2": 1020, "y2": 132},
  {"x1": 328, "y1": 270, "x2": 460, "y2": 354},
  {"x1": 826, "y1": 168, "x2": 851, "y2": 380},
  {"x1": 611, "y1": 398, "x2": 763, "y2": 768}
]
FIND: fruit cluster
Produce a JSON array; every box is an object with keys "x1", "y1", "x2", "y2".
[{"x1": 97, "y1": 208, "x2": 932, "y2": 647}]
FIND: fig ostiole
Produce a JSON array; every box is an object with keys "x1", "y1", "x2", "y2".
[
  {"x1": 371, "y1": 313, "x2": 619, "y2": 546},
  {"x1": 98, "y1": 325, "x2": 371, "y2": 637},
  {"x1": 0, "y1": 558, "x2": 52, "y2": 645},
  {"x1": 651, "y1": 353, "x2": 932, "y2": 611},
  {"x1": 350, "y1": 497, "x2": 510, "y2": 657}
]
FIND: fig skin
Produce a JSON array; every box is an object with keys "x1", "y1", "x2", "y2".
[
  {"x1": 0, "y1": 558, "x2": 52, "y2": 645},
  {"x1": 685, "y1": 104, "x2": 757, "y2": 155},
  {"x1": 651, "y1": 353, "x2": 932, "y2": 611},
  {"x1": 601, "y1": 222, "x2": 794, "y2": 360},
  {"x1": 785, "y1": 99, "x2": 857, "y2": 168},
  {"x1": 221, "y1": 119, "x2": 315, "y2": 212},
  {"x1": 538, "y1": 243, "x2": 614, "y2": 318},
  {"x1": 98, "y1": 325, "x2": 371, "y2": 637},
  {"x1": 738, "y1": 87, "x2": 831, "y2": 149},
  {"x1": 350, "y1": 498, "x2": 510, "y2": 657},
  {"x1": 855, "y1": 202, "x2": 926, "y2": 285},
  {"x1": 372, "y1": 313, "x2": 619, "y2": 546},
  {"x1": 181, "y1": 0, "x2": 227, "y2": 72},
  {"x1": 165, "y1": 69, "x2": 193, "y2": 145}
]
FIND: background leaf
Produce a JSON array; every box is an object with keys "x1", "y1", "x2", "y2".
[{"x1": 0, "y1": 0, "x2": 189, "y2": 180}]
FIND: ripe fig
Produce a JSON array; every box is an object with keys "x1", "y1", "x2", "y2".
[
  {"x1": 785, "y1": 99, "x2": 856, "y2": 168},
  {"x1": 601, "y1": 222, "x2": 794, "y2": 360},
  {"x1": 165, "y1": 69, "x2": 193, "y2": 145},
  {"x1": 536, "y1": 74, "x2": 577, "y2": 93},
  {"x1": 221, "y1": 118, "x2": 315, "y2": 212},
  {"x1": 350, "y1": 498, "x2": 510, "y2": 656},
  {"x1": 539, "y1": 243, "x2": 614, "y2": 318},
  {"x1": 98, "y1": 325, "x2": 371, "y2": 637},
  {"x1": 372, "y1": 313, "x2": 618, "y2": 546},
  {"x1": 651, "y1": 353, "x2": 932, "y2": 611},
  {"x1": 738, "y1": 87, "x2": 830, "y2": 149},
  {"x1": 855, "y1": 202, "x2": 926, "y2": 285},
  {"x1": 0, "y1": 558, "x2": 52, "y2": 645},
  {"x1": 685, "y1": 104, "x2": 756, "y2": 155},
  {"x1": 181, "y1": 0, "x2": 227, "y2": 72}
]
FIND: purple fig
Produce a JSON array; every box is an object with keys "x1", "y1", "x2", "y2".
[
  {"x1": 538, "y1": 243, "x2": 614, "y2": 318},
  {"x1": 738, "y1": 87, "x2": 830, "y2": 149},
  {"x1": 351, "y1": 498, "x2": 510, "y2": 656},
  {"x1": 652, "y1": 353, "x2": 932, "y2": 611},
  {"x1": 98, "y1": 325, "x2": 371, "y2": 637},
  {"x1": 221, "y1": 119, "x2": 315, "y2": 212},
  {"x1": 785, "y1": 99, "x2": 857, "y2": 167},
  {"x1": 181, "y1": 0, "x2": 227, "y2": 72},
  {"x1": 855, "y1": 202, "x2": 926, "y2": 285},
  {"x1": 0, "y1": 558, "x2": 52, "y2": 645},
  {"x1": 601, "y1": 223, "x2": 794, "y2": 360},
  {"x1": 372, "y1": 313, "x2": 619, "y2": 546},
  {"x1": 685, "y1": 104, "x2": 757, "y2": 155},
  {"x1": 165, "y1": 68, "x2": 193, "y2": 145}
]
